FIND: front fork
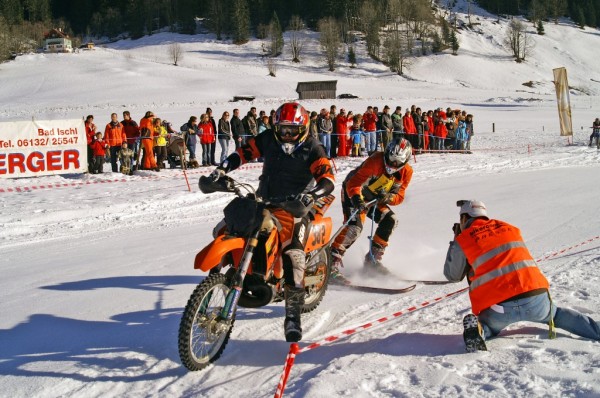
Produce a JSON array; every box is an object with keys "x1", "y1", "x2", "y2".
[{"x1": 218, "y1": 233, "x2": 260, "y2": 321}]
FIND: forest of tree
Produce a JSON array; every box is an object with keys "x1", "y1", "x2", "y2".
[{"x1": 0, "y1": 0, "x2": 598, "y2": 64}]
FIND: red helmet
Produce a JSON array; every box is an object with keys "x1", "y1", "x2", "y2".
[{"x1": 273, "y1": 102, "x2": 309, "y2": 147}]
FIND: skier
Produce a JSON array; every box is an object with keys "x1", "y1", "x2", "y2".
[
  {"x1": 118, "y1": 142, "x2": 135, "y2": 175},
  {"x1": 330, "y1": 138, "x2": 414, "y2": 285},
  {"x1": 209, "y1": 102, "x2": 335, "y2": 343},
  {"x1": 443, "y1": 200, "x2": 600, "y2": 352},
  {"x1": 590, "y1": 117, "x2": 600, "y2": 148}
]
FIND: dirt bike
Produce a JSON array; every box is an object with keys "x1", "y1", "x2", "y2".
[{"x1": 178, "y1": 175, "x2": 335, "y2": 371}]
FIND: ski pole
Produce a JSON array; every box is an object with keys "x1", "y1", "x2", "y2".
[
  {"x1": 367, "y1": 204, "x2": 377, "y2": 261},
  {"x1": 311, "y1": 199, "x2": 377, "y2": 260}
]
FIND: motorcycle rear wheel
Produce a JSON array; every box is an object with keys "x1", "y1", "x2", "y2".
[{"x1": 178, "y1": 273, "x2": 235, "y2": 371}]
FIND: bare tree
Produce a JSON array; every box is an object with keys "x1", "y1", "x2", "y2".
[
  {"x1": 318, "y1": 17, "x2": 342, "y2": 71},
  {"x1": 169, "y1": 42, "x2": 183, "y2": 66},
  {"x1": 505, "y1": 19, "x2": 533, "y2": 62},
  {"x1": 266, "y1": 57, "x2": 277, "y2": 76},
  {"x1": 384, "y1": 30, "x2": 412, "y2": 75},
  {"x1": 288, "y1": 15, "x2": 305, "y2": 63}
]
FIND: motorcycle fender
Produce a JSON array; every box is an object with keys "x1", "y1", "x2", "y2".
[
  {"x1": 194, "y1": 235, "x2": 246, "y2": 272},
  {"x1": 304, "y1": 217, "x2": 333, "y2": 252}
]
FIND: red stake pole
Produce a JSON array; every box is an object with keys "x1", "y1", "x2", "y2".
[
  {"x1": 274, "y1": 343, "x2": 300, "y2": 398},
  {"x1": 179, "y1": 142, "x2": 191, "y2": 192}
]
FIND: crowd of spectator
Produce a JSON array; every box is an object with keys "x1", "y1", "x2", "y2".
[{"x1": 84, "y1": 104, "x2": 475, "y2": 174}]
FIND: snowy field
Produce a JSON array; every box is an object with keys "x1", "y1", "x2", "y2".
[{"x1": 1, "y1": 3, "x2": 600, "y2": 397}]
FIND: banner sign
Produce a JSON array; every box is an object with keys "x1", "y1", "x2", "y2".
[
  {"x1": 0, "y1": 119, "x2": 87, "y2": 178},
  {"x1": 552, "y1": 67, "x2": 573, "y2": 137}
]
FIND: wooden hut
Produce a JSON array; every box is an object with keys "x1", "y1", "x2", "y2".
[{"x1": 296, "y1": 81, "x2": 337, "y2": 100}]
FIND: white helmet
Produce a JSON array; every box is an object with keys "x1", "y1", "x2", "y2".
[
  {"x1": 384, "y1": 138, "x2": 411, "y2": 174},
  {"x1": 457, "y1": 200, "x2": 488, "y2": 218}
]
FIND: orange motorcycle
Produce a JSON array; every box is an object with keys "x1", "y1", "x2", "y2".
[{"x1": 178, "y1": 175, "x2": 335, "y2": 371}]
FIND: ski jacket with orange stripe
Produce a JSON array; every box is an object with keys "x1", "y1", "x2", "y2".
[{"x1": 344, "y1": 152, "x2": 413, "y2": 206}]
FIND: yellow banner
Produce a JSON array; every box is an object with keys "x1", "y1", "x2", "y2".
[{"x1": 553, "y1": 67, "x2": 573, "y2": 137}]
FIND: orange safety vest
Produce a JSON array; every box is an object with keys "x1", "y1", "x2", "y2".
[{"x1": 456, "y1": 219, "x2": 549, "y2": 315}]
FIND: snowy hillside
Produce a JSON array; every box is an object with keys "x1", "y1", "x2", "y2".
[{"x1": 1, "y1": 2, "x2": 599, "y2": 397}]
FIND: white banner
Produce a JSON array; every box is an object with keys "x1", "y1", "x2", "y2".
[
  {"x1": 553, "y1": 67, "x2": 573, "y2": 137},
  {"x1": 0, "y1": 119, "x2": 87, "y2": 178}
]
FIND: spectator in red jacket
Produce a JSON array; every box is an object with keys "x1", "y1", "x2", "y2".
[
  {"x1": 199, "y1": 113, "x2": 216, "y2": 166},
  {"x1": 402, "y1": 109, "x2": 417, "y2": 149},
  {"x1": 104, "y1": 113, "x2": 127, "y2": 172},
  {"x1": 336, "y1": 108, "x2": 350, "y2": 157},
  {"x1": 89, "y1": 132, "x2": 108, "y2": 174},
  {"x1": 362, "y1": 106, "x2": 378, "y2": 154},
  {"x1": 85, "y1": 115, "x2": 97, "y2": 172}
]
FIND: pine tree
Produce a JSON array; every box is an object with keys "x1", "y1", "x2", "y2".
[
  {"x1": 231, "y1": 0, "x2": 250, "y2": 44},
  {"x1": 450, "y1": 29, "x2": 459, "y2": 55},
  {"x1": 348, "y1": 45, "x2": 356, "y2": 67},
  {"x1": 536, "y1": 20, "x2": 545, "y2": 35},
  {"x1": 269, "y1": 11, "x2": 284, "y2": 57}
]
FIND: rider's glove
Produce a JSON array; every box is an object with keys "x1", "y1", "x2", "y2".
[
  {"x1": 210, "y1": 167, "x2": 226, "y2": 182},
  {"x1": 351, "y1": 195, "x2": 367, "y2": 212},
  {"x1": 296, "y1": 193, "x2": 315, "y2": 208}
]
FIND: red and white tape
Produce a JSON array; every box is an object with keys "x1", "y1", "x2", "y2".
[
  {"x1": 0, "y1": 164, "x2": 263, "y2": 193},
  {"x1": 298, "y1": 287, "x2": 468, "y2": 354}
]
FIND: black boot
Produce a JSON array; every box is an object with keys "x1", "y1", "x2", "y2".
[
  {"x1": 363, "y1": 243, "x2": 391, "y2": 276},
  {"x1": 463, "y1": 314, "x2": 487, "y2": 352},
  {"x1": 284, "y1": 285, "x2": 305, "y2": 342}
]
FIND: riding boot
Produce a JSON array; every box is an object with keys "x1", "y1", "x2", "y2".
[
  {"x1": 284, "y1": 285, "x2": 305, "y2": 342},
  {"x1": 364, "y1": 243, "x2": 391, "y2": 276}
]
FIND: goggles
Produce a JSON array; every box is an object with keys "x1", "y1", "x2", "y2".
[{"x1": 276, "y1": 125, "x2": 304, "y2": 139}]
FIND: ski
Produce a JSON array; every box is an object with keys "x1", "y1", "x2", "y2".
[{"x1": 337, "y1": 283, "x2": 417, "y2": 294}]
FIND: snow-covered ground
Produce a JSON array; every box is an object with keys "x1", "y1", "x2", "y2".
[{"x1": 1, "y1": 3, "x2": 599, "y2": 397}]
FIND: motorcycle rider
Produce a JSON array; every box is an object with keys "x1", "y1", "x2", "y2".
[
  {"x1": 330, "y1": 138, "x2": 413, "y2": 285},
  {"x1": 210, "y1": 102, "x2": 335, "y2": 343}
]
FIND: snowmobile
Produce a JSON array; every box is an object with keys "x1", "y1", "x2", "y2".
[{"x1": 178, "y1": 175, "x2": 334, "y2": 371}]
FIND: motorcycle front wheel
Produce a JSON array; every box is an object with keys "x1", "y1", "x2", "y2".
[
  {"x1": 302, "y1": 247, "x2": 331, "y2": 313},
  {"x1": 178, "y1": 273, "x2": 235, "y2": 371}
]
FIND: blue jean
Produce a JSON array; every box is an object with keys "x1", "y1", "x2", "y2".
[
  {"x1": 478, "y1": 292, "x2": 600, "y2": 341},
  {"x1": 219, "y1": 139, "x2": 230, "y2": 163},
  {"x1": 319, "y1": 133, "x2": 331, "y2": 157},
  {"x1": 201, "y1": 143, "x2": 212, "y2": 165},
  {"x1": 365, "y1": 131, "x2": 377, "y2": 152}
]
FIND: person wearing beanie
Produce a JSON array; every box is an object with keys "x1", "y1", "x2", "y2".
[{"x1": 444, "y1": 200, "x2": 600, "y2": 352}]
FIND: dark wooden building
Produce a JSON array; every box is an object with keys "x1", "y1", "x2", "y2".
[{"x1": 296, "y1": 80, "x2": 337, "y2": 100}]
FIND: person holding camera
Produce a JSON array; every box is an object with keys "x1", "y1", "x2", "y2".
[
  {"x1": 209, "y1": 102, "x2": 334, "y2": 343},
  {"x1": 444, "y1": 200, "x2": 600, "y2": 352}
]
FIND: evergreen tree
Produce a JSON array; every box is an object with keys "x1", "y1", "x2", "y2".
[
  {"x1": 269, "y1": 11, "x2": 284, "y2": 56},
  {"x1": 231, "y1": 0, "x2": 250, "y2": 44},
  {"x1": 2, "y1": 0, "x2": 24, "y2": 24},
  {"x1": 537, "y1": 19, "x2": 545, "y2": 34},
  {"x1": 347, "y1": 44, "x2": 356, "y2": 67},
  {"x1": 450, "y1": 29, "x2": 459, "y2": 55}
]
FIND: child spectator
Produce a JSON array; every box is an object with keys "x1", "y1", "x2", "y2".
[
  {"x1": 456, "y1": 117, "x2": 468, "y2": 150},
  {"x1": 90, "y1": 132, "x2": 108, "y2": 174},
  {"x1": 350, "y1": 114, "x2": 366, "y2": 157},
  {"x1": 118, "y1": 142, "x2": 135, "y2": 175},
  {"x1": 153, "y1": 117, "x2": 169, "y2": 169}
]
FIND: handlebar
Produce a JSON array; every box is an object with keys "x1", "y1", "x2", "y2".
[{"x1": 199, "y1": 175, "x2": 312, "y2": 218}]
